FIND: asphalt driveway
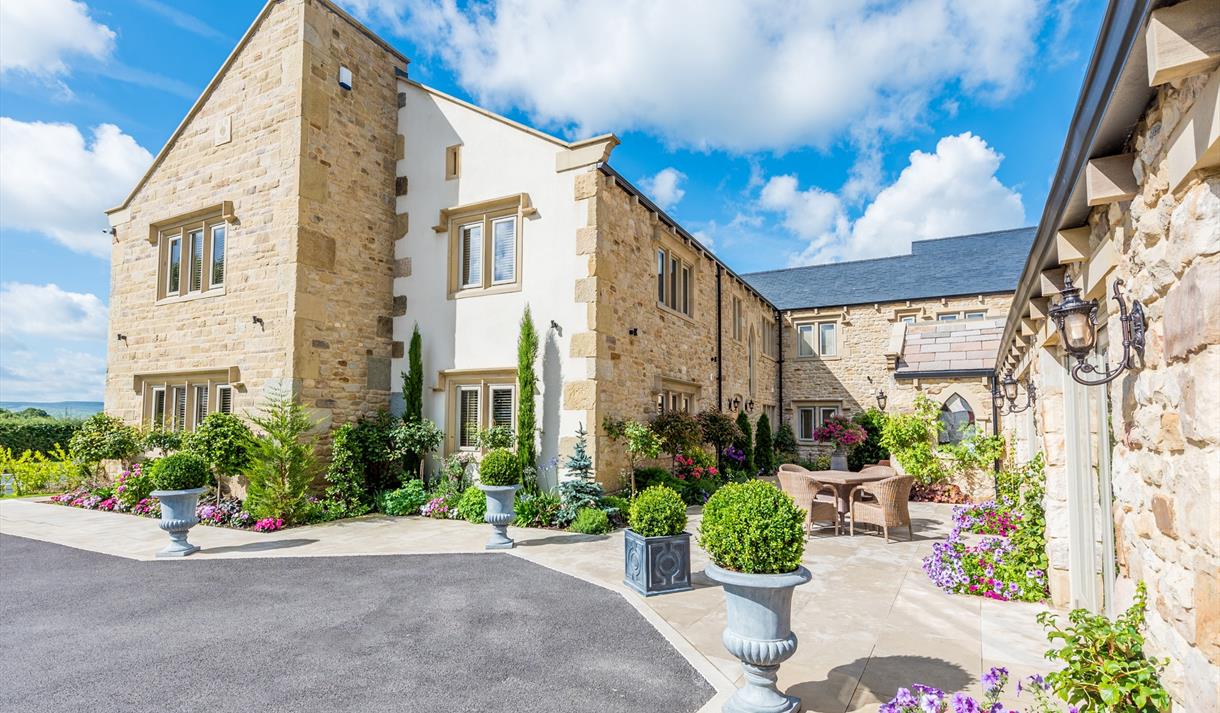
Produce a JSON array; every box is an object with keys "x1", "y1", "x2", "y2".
[{"x1": 0, "y1": 534, "x2": 712, "y2": 713}]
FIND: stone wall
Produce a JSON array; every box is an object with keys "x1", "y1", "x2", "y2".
[
  {"x1": 781, "y1": 294, "x2": 1012, "y2": 467},
  {"x1": 1094, "y1": 66, "x2": 1219, "y2": 710},
  {"x1": 573, "y1": 172, "x2": 778, "y2": 485},
  {"x1": 105, "y1": 0, "x2": 403, "y2": 439}
]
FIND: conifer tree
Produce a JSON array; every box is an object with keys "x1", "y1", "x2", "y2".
[
  {"x1": 754, "y1": 412, "x2": 775, "y2": 475},
  {"x1": 516, "y1": 306, "x2": 539, "y2": 488},
  {"x1": 402, "y1": 325, "x2": 423, "y2": 423},
  {"x1": 734, "y1": 411, "x2": 754, "y2": 473}
]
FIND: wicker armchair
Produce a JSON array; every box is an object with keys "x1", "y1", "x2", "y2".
[
  {"x1": 778, "y1": 469, "x2": 840, "y2": 535},
  {"x1": 848, "y1": 475, "x2": 915, "y2": 542}
]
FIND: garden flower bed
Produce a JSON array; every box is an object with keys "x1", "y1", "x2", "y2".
[{"x1": 49, "y1": 487, "x2": 280, "y2": 531}]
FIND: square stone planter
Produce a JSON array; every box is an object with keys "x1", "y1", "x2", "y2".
[{"x1": 623, "y1": 529, "x2": 692, "y2": 596}]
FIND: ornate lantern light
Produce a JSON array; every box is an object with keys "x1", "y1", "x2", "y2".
[
  {"x1": 995, "y1": 368, "x2": 1036, "y2": 415},
  {"x1": 875, "y1": 388, "x2": 887, "y2": 411},
  {"x1": 1048, "y1": 275, "x2": 1145, "y2": 386}
]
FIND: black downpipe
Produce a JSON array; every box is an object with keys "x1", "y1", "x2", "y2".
[
  {"x1": 776, "y1": 307, "x2": 784, "y2": 424},
  {"x1": 716, "y1": 265, "x2": 724, "y2": 471},
  {"x1": 990, "y1": 373, "x2": 1001, "y2": 489}
]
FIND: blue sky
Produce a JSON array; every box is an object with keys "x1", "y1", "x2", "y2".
[{"x1": 0, "y1": 0, "x2": 1102, "y2": 401}]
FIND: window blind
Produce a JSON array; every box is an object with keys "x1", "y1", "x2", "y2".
[
  {"x1": 217, "y1": 385, "x2": 233, "y2": 414},
  {"x1": 492, "y1": 219, "x2": 515, "y2": 284},
  {"x1": 211, "y1": 226, "x2": 225, "y2": 286},
  {"x1": 458, "y1": 388, "x2": 479, "y2": 448},
  {"x1": 461, "y1": 224, "x2": 482, "y2": 287},
  {"x1": 171, "y1": 386, "x2": 187, "y2": 431},
  {"x1": 194, "y1": 385, "x2": 209, "y2": 425},
  {"x1": 167, "y1": 238, "x2": 181, "y2": 293},
  {"x1": 152, "y1": 389, "x2": 166, "y2": 428},
  {"x1": 490, "y1": 386, "x2": 514, "y2": 428},
  {"x1": 189, "y1": 230, "x2": 204, "y2": 291}
]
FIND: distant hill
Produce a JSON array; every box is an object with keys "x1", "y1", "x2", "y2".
[{"x1": 0, "y1": 401, "x2": 103, "y2": 419}]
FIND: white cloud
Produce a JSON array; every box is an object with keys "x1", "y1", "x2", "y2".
[
  {"x1": 0, "y1": 345, "x2": 106, "y2": 402},
  {"x1": 346, "y1": 0, "x2": 1045, "y2": 153},
  {"x1": 0, "y1": 283, "x2": 108, "y2": 340},
  {"x1": 0, "y1": 119, "x2": 152, "y2": 257},
  {"x1": 0, "y1": 0, "x2": 115, "y2": 77},
  {"x1": 758, "y1": 133, "x2": 1025, "y2": 265},
  {"x1": 640, "y1": 167, "x2": 686, "y2": 210}
]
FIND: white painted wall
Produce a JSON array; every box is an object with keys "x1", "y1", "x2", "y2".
[{"x1": 392, "y1": 80, "x2": 594, "y2": 488}]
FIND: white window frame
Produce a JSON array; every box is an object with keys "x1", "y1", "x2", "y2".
[
  {"x1": 795, "y1": 320, "x2": 839, "y2": 358},
  {"x1": 210, "y1": 224, "x2": 226, "y2": 287},
  {"x1": 938, "y1": 312, "x2": 960, "y2": 321},
  {"x1": 795, "y1": 402, "x2": 840, "y2": 443},
  {"x1": 797, "y1": 407, "x2": 816, "y2": 442},
  {"x1": 459, "y1": 222, "x2": 483, "y2": 289},
  {"x1": 490, "y1": 216, "x2": 516, "y2": 285},
  {"x1": 151, "y1": 387, "x2": 167, "y2": 429},
  {"x1": 170, "y1": 386, "x2": 187, "y2": 431},
  {"x1": 964, "y1": 310, "x2": 986, "y2": 320},
  {"x1": 819, "y1": 322, "x2": 838, "y2": 357},
  {"x1": 216, "y1": 384, "x2": 234, "y2": 414},
  {"x1": 157, "y1": 212, "x2": 227, "y2": 302},
  {"x1": 656, "y1": 247, "x2": 693, "y2": 317},
  {"x1": 899, "y1": 314, "x2": 917, "y2": 325},
  {"x1": 456, "y1": 385, "x2": 481, "y2": 450},
  {"x1": 193, "y1": 384, "x2": 209, "y2": 426},
  {"x1": 488, "y1": 384, "x2": 516, "y2": 431},
  {"x1": 187, "y1": 228, "x2": 205, "y2": 293},
  {"x1": 165, "y1": 234, "x2": 182, "y2": 295}
]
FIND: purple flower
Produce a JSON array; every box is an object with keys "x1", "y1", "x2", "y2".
[{"x1": 950, "y1": 693, "x2": 980, "y2": 713}]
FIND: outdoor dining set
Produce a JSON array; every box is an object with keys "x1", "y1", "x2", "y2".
[{"x1": 776, "y1": 462, "x2": 916, "y2": 543}]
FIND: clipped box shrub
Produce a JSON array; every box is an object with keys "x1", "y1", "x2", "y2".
[
  {"x1": 148, "y1": 453, "x2": 210, "y2": 492},
  {"x1": 569, "y1": 507, "x2": 610, "y2": 535},
  {"x1": 456, "y1": 485, "x2": 487, "y2": 523},
  {"x1": 628, "y1": 485, "x2": 686, "y2": 538},
  {"x1": 699, "y1": 480, "x2": 805, "y2": 574},
  {"x1": 479, "y1": 447, "x2": 521, "y2": 486},
  {"x1": 379, "y1": 480, "x2": 428, "y2": 516}
]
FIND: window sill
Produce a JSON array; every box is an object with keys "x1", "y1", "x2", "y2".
[
  {"x1": 655, "y1": 301, "x2": 695, "y2": 323},
  {"x1": 450, "y1": 282, "x2": 522, "y2": 300},
  {"x1": 794, "y1": 354, "x2": 841, "y2": 362},
  {"x1": 157, "y1": 287, "x2": 226, "y2": 306}
]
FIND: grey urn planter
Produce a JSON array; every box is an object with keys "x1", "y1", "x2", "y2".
[
  {"x1": 478, "y1": 483, "x2": 519, "y2": 550},
  {"x1": 623, "y1": 529, "x2": 692, "y2": 597},
  {"x1": 150, "y1": 487, "x2": 205, "y2": 558},
  {"x1": 830, "y1": 447, "x2": 849, "y2": 471},
  {"x1": 705, "y1": 562, "x2": 813, "y2": 713}
]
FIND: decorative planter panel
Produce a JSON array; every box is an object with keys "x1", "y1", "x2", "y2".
[{"x1": 623, "y1": 529, "x2": 692, "y2": 596}]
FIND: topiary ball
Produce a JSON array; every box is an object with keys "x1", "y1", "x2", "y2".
[
  {"x1": 479, "y1": 447, "x2": 521, "y2": 486},
  {"x1": 148, "y1": 452, "x2": 210, "y2": 492},
  {"x1": 698, "y1": 480, "x2": 806, "y2": 574},
  {"x1": 628, "y1": 485, "x2": 687, "y2": 538}
]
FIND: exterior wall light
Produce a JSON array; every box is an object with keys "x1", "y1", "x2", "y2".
[
  {"x1": 746, "y1": 400, "x2": 755, "y2": 413},
  {"x1": 875, "y1": 388, "x2": 887, "y2": 411},
  {"x1": 995, "y1": 368, "x2": 1035, "y2": 414},
  {"x1": 1048, "y1": 275, "x2": 1145, "y2": 386}
]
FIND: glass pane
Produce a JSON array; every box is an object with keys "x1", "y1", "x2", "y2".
[
  {"x1": 461, "y1": 224, "x2": 482, "y2": 287},
  {"x1": 211, "y1": 226, "x2": 225, "y2": 286},
  {"x1": 819, "y1": 407, "x2": 838, "y2": 427},
  {"x1": 681, "y1": 266, "x2": 690, "y2": 315},
  {"x1": 194, "y1": 385, "x2": 209, "y2": 425},
  {"x1": 490, "y1": 387, "x2": 514, "y2": 428},
  {"x1": 669, "y1": 257, "x2": 679, "y2": 309},
  {"x1": 491, "y1": 218, "x2": 515, "y2": 284},
  {"x1": 657, "y1": 250, "x2": 665, "y2": 303},
  {"x1": 217, "y1": 386, "x2": 233, "y2": 414},
  {"x1": 799, "y1": 409, "x2": 813, "y2": 440},
  {"x1": 167, "y1": 238, "x2": 181, "y2": 294},
  {"x1": 938, "y1": 313, "x2": 958, "y2": 321},
  {"x1": 900, "y1": 315, "x2": 916, "y2": 324},
  {"x1": 172, "y1": 387, "x2": 186, "y2": 431},
  {"x1": 965, "y1": 311, "x2": 985, "y2": 320},
  {"x1": 819, "y1": 323, "x2": 836, "y2": 356},
  {"x1": 189, "y1": 230, "x2": 204, "y2": 291},
  {"x1": 152, "y1": 390, "x2": 166, "y2": 428},
  {"x1": 458, "y1": 388, "x2": 479, "y2": 448},
  {"x1": 797, "y1": 325, "x2": 815, "y2": 356}
]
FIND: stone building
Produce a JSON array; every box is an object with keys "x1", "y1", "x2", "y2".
[
  {"x1": 744, "y1": 229, "x2": 1032, "y2": 491},
  {"x1": 994, "y1": 0, "x2": 1219, "y2": 708}
]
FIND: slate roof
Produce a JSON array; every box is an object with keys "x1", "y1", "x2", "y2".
[
  {"x1": 895, "y1": 318, "x2": 1005, "y2": 376},
  {"x1": 743, "y1": 227, "x2": 1036, "y2": 310}
]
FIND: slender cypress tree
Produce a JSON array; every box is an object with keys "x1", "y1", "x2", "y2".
[
  {"x1": 754, "y1": 412, "x2": 774, "y2": 475},
  {"x1": 516, "y1": 306, "x2": 539, "y2": 485},
  {"x1": 734, "y1": 411, "x2": 754, "y2": 473},
  {"x1": 402, "y1": 325, "x2": 423, "y2": 423}
]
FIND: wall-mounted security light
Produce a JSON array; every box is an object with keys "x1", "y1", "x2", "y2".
[
  {"x1": 1048, "y1": 275, "x2": 1145, "y2": 386},
  {"x1": 338, "y1": 66, "x2": 353, "y2": 91},
  {"x1": 116, "y1": 333, "x2": 127, "y2": 343}
]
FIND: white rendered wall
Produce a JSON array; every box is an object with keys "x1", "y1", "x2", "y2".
[{"x1": 392, "y1": 80, "x2": 592, "y2": 488}]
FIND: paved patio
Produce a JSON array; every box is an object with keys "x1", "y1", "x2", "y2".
[{"x1": 0, "y1": 496, "x2": 1056, "y2": 712}]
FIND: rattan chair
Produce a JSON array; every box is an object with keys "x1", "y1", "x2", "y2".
[
  {"x1": 778, "y1": 469, "x2": 840, "y2": 535},
  {"x1": 848, "y1": 475, "x2": 915, "y2": 542}
]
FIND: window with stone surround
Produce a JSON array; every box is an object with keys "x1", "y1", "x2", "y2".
[
  {"x1": 442, "y1": 369, "x2": 516, "y2": 453},
  {"x1": 656, "y1": 378, "x2": 699, "y2": 414},
  {"x1": 731, "y1": 297, "x2": 743, "y2": 340},
  {"x1": 964, "y1": 310, "x2": 987, "y2": 320},
  {"x1": 795, "y1": 321, "x2": 838, "y2": 358},
  {"x1": 439, "y1": 195, "x2": 532, "y2": 298},
  {"x1": 152, "y1": 205, "x2": 230, "y2": 302},
  {"x1": 937, "y1": 312, "x2": 960, "y2": 321},
  {"x1": 138, "y1": 367, "x2": 236, "y2": 431},
  {"x1": 795, "y1": 402, "x2": 840, "y2": 443},
  {"x1": 656, "y1": 247, "x2": 693, "y2": 317},
  {"x1": 761, "y1": 316, "x2": 778, "y2": 358}
]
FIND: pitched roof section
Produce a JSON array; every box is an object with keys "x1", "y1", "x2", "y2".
[
  {"x1": 743, "y1": 227, "x2": 1037, "y2": 310},
  {"x1": 895, "y1": 318, "x2": 1005, "y2": 376}
]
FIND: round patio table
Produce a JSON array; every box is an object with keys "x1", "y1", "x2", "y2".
[{"x1": 803, "y1": 470, "x2": 890, "y2": 525}]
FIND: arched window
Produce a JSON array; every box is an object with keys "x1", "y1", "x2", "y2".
[{"x1": 938, "y1": 394, "x2": 975, "y2": 444}]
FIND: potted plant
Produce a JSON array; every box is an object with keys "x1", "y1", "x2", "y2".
[
  {"x1": 813, "y1": 415, "x2": 866, "y2": 471},
  {"x1": 477, "y1": 447, "x2": 521, "y2": 549},
  {"x1": 700, "y1": 480, "x2": 811, "y2": 713},
  {"x1": 624, "y1": 485, "x2": 691, "y2": 596},
  {"x1": 147, "y1": 452, "x2": 211, "y2": 558}
]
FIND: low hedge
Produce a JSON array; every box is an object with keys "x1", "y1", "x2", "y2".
[
  {"x1": 698, "y1": 481, "x2": 805, "y2": 574},
  {"x1": 569, "y1": 507, "x2": 610, "y2": 535},
  {"x1": 0, "y1": 416, "x2": 81, "y2": 456}
]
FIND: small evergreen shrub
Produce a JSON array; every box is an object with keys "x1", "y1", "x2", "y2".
[
  {"x1": 569, "y1": 507, "x2": 609, "y2": 535},
  {"x1": 69, "y1": 413, "x2": 141, "y2": 477},
  {"x1": 244, "y1": 391, "x2": 319, "y2": 524},
  {"x1": 379, "y1": 480, "x2": 428, "y2": 516},
  {"x1": 773, "y1": 422, "x2": 799, "y2": 465},
  {"x1": 148, "y1": 453, "x2": 210, "y2": 491},
  {"x1": 456, "y1": 485, "x2": 487, "y2": 523},
  {"x1": 514, "y1": 491, "x2": 561, "y2": 527},
  {"x1": 558, "y1": 479, "x2": 604, "y2": 525},
  {"x1": 628, "y1": 486, "x2": 686, "y2": 538},
  {"x1": 754, "y1": 413, "x2": 775, "y2": 474},
  {"x1": 847, "y1": 408, "x2": 888, "y2": 471},
  {"x1": 479, "y1": 447, "x2": 521, "y2": 486},
  {"x1": 733, "y1": 411, "x2": 754, "y2": 473},
  {"x1": 699, "y1": 480, "x2": 805, "y2": 574}
]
